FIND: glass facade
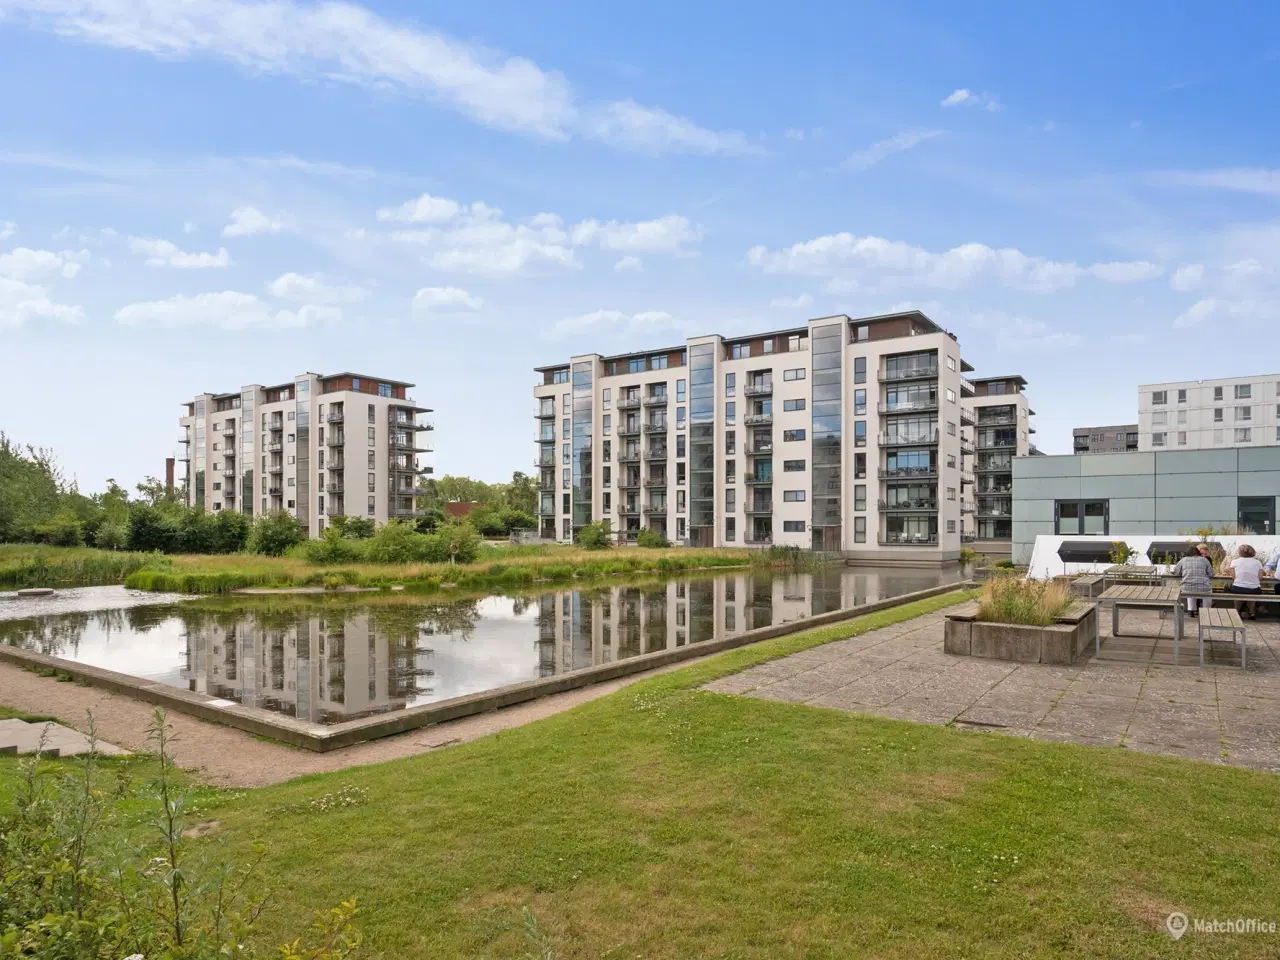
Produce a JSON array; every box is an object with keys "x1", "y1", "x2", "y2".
[
  {"x1": 193, "y1": 399, "x2": 206, "y2": 508},
  {"x1": 295, "y1": 378, "x2": 310, "y2": 534},
  {"x1": 810, "y1": 324, "x2": 842, "y2": 550},
  {"x1": 240, "y1": 389, "x2": 255, "y2": 515},
  {"x1": 688, "y1": 343, "x2": 715, "y2": 545},
  {"x1": 571, "y1": 361, "x2": 594, "y2": 530}
]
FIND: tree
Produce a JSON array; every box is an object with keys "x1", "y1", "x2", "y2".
[
  {"x1": 126, "y1": 503, "x2": 179, "y2": 553},
  {"x1": 504, "y1": 471, "x2": 537, "y2": 515},
  {"x1": 94, "y1": 519, "x2": 128, "y2": 550},
  {"x1": 341, "y1": 516, "x2": 376, "y2": 539},
  {"x1": 576, "y1": 521, "x2": 612, "y2": 550},
  {"x1": 435, "y1": 475, "x2": 500, "y2": 505},
  {"x1": 135, "y1": 475, "x2": 182, "y2": 508},
  {"x1": 249, "y1": 511, "x2": 305, "y2": 556}
]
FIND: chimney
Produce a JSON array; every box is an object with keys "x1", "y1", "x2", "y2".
[{"x1": 165, "y1": 457, "x2": 175, "y2": 493}]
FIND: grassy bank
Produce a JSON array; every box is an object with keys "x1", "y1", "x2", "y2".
[
  {"x1": 0, "y1": 543, "x2": 172, "y2": 588},
  {"x1": 7, "y1": 589, "x2": 1276, "y2": 957}
]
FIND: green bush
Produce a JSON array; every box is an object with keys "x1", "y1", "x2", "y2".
[
  {"x1": 250, "y1": 511, "x2": 306, "y2": 556},
  {"x1": 635, "y1": 527, "x2": 671, "y2": 549},
  {"x1": 575, "y1": 521, "x2": 612, "y2": 550},
  {"x1": 93, "y1": 518, "x2": 128, "y2": 550},
  {"x1": 341, "y1": 516, "x2": 376, "y2": 539},
  {"x1": 298, "y1": 526, "x2": 364, "y2": 564},
  {"x1": 421, "y1": 521, "x2": 481, "y2": 564},
  {"x1": 126, "y1": 503, "x2": 179, "y2": 552},
  {"x1": 364, "y1": 520, "x2": 427, "y2": 564},
  {"x1": 31, "y1": 512, "x2": 83, "y2": 547}
]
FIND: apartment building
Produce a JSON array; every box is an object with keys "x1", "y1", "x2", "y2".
[
  {"x1": 1137, "y1": 375, "x2": 1280, "y2": 451},
  {"x1": 178, "y1": 372, "x2": 432, "y2": 536},
  {"x1": 533, "y1": 310, "x2": 1027, "y2": 562},
  {"x1": 1073, "y1": 425, "x2": 1139, "y2": 454},
  {"x1": 969, "y1": 376, "x2": 1036, "y2": 551}
]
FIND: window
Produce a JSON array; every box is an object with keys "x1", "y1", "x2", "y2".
[
  {"x1": 783, "y1": 398, "x2": 806, "y2": 411},
  {"x1": 1177, "y1": 410, "x2": 1186, "y2": 424},
  {"x1": 676, "y1": 434, "x2": 686, "y2": 457},
  {"x1": 563, "y1": 494, "x2": 571, "y2": 512},
  {"x1": 368, "y1": 426, "x2": 376, "y2": 445},
  {"x1": 1177, "y1": 389, "x2": 1187, "y2": 403},
  {"x1": 676, "y1": 462, "x2": 686, "y2": 484},
  {"x1": 783, "y1": 368, "x2": 806, "y2": 381},
  {"x1": 1056, "y1": 499, "x2": 1109, "y2": 535},
  {"x1": 603, "y1": 414, "x2": 611, "y2": 434},
  {"x1": 368, "y1": 403, "x2": 376, "y2": 422},
  {"x1": 1177, "y1": 431, "x2": 1188, "y2": 446},
  {"x1": 367, "y1": 497, "x2": 376, "y2": 516},
  {"x1": 1214, "y1": 408, "x2": 1224, "y2": 422},
  {"x1": 725, "y1": 372, "x2": 736, "y2": 397},
  {"x1": 848, "y1": 388, "x2": 864, "y2": 416},
  {"x1": 676, "y1": 379, "x2": 686, "y2": 402},
  {"x1": 562, "y1": 393, "x2": 571, "y2": 413},
  {"x1": 289, "y1": 455, "x2": 296, "y2": 465},
  {"x1": 603, "y1": 440, "x2": 611, "y2": 462},
  {"x1": 783, "y1": 490, "x2": 806, "y2": 502},
  {"x1": 602, "y1": 387, "x2": 611, "y2": 408},
  {"x1": 676, "y1": 407, "x2": 686, "y2": 426},
  {"x1": 651, "y1": 354, "x2": 667, "y2": 370},
  {"x1": 729, "y1": 343, "x2": 748, "y2": 360},
  {"x1": 562, "y1": 417, "x2": 571, "y2": 436},
  {"x1": 367, "y1": 472, "x2": 376, "y2": 492},
  {"x1": 563, "y1": 443, "x2": 570, "y2": 464},
  {"x1": 853, "y1": 484, "x2": 866, "y2": 511},
  {"x1": 854, "y1": 420, "x2": 866, "y2": 447},
  {"x1": 725, "y1": 460, "x2": 736, "y2": 482},
  {"x1": 725, "y1": 517, "x2": 736, "y2": 542},
  {"x1": 1214, "y1": 386, "x2": 1224, "y2": 401},
  {"x1": 725, "y1": 402, "x2": 736, "y2": 421},
  {"x1": 603, "y1": 492, "x2": 611, "y2": 512},
  {"x1": 725, "y1": 430, "x2": 736, "y2": 455},
  {"x1": 946, "y1": 388, "x2": 956, "y2": 404},
  {"x1": 783, "y1": 459, "x2": 805, "y2": 471},
  {"x1": 947, "y1": 487, "x2": 956, "y2": 500},
  {"x1": 1152, "y1": 432, "x2": 1167, "y2": 446},
  {"x1": 603, "y1": 466, "x2": 611, "y2": 487},
  {"x1": 1236, "y1": 383, "x2": 1251, "y2": 400},
  {"x1": 787, "y1": 335, "x2": 801, "y2": 352},
  {"x1": 628, "y1": 358, "x2": 644, "y2": 373},
  {"x1": 317, "y1": 495, "x2": 324, "y2": 515},
  {"x1": 287, "y1": 410, "x2": 296, "y2": 420},
  {"x1": 1236, "y1": 406, "x2": 1252, "y2": 421},
  {"x1": 287, "y1": 477, "x2": 295, "y2": 487},
  {"x1": 854, "y1": 357, "x2": 866, "y2": 384},
  {"x1": 287, "y1": 433, "x2": 295, "y2": 443},
  {"x1": 725, "y1": 488, "x2": 736, "y2": 511},
  {"x1": 853, "y1": 324, "x2": 868, "y2": 342},
  {"x1": 783, "y1": 520, "x2": 806, "y2": 533},
  {"x1": 947, "y1": 454, "x2": 956, "y2": 468},
  {"x1": 1151, "y1": 390, "x2": 1167, "y2": 405},
  {"x1": 676, "y1": 490, "x2": 686, "y2": 513},
  {"x1": 947, "y1": 421, "x2": 956, "y2": 436},
  {"x1": 854, "y1": 516, "x2": 866, "y2": 543},
  {"x1": 1236, "y1": 428, "x2": 1252, "y2": 443},
  {"x1": 946, "y1": 356, "x2": 957, "y2": 371},
  {"x1": 212, "y1": 481, "x2": 221, "y2": 491},
  {"x1": 854, "y1": 453, "x2": 866, "y2": 479},
  {"x1": 1152, "y1": 411, "x2": 1167, "y2": 426}
]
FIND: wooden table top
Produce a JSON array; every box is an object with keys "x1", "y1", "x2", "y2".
[{"x1": 1098, "y1": 584, "x2": 1180, "y2": 602}]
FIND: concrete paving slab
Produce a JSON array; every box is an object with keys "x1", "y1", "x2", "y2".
[{"x1": 0, "y1": 718, "x2": 129, "y2": 757}]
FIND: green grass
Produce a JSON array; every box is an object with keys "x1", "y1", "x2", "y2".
[
  {"x1": 0, "y1": 543, "x2": 172, "y2": 588},
  {"x1": 24, "y1": 586, "x2": 1255, "y2": 959},
  {"x1": 0, "y1": 704, "x2": 60, "y2": 724}
]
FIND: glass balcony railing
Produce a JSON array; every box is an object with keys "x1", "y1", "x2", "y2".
[{"x1": 879, "y1": 364, "x2": 938, "y2": 382}]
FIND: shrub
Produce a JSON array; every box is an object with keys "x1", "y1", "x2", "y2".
[
  {"x1": 635, "y1": 527, "x2": 671, "y2": 549},
  {"x1": 31, "y1": 512, "x2": 84, "y2": 546},
  {"x1": 414, "y1": 508, "x2": 446, "y2": 534},
  {"x1": 469, "y1": 509, "x2": 508, "y2": 538},
  {"x1": 212, "y1": 508, "x2": 252, "y2": 553},
  {"x1": 976, "y1": 576, "x2": 1073, "y2": 626},
  {"x1": 298, "y1": 526, "x2": 364, "y2": 564},
  {"x1": 342, "y1": 515, "x2": 376, "y2": 539},
  {"x1": 575, "y1": 521, "x2": 612, "y2": 550},
  {"x1": 498, "y1": 508, "x2": 537, "y2": 531},
  {"x1": 126, "y1": 503, "x2": 179, "y2": 553},
  {"x1": 365, "y1": 520, "x2": 427, "y2": 564},
  {"x1": 249, "y1": 511, "x2": 306, "y2": 556},
  {"x1": 421, "y1": 521, "x2": 481, "y2": 564},
  {"x1": 93, "y1": 518, "x2": 128, "y2": 550}
]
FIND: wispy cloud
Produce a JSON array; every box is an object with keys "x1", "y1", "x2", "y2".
[
  {"x1": 412, "y1": 286, "x2": 483, "y2": 312},
  {"x1": 769, "y1": 293, "x2": 813, "y2": 308},
  {"x1": 128, "y1": 236, "x2": 230, "y2": 268},
  {"x1": 940, "y1": 88, "x2": 1003, "y2": 111},
  {"x1": 584, "y1": 101, "x2": 760, "y2": 156},
  {"x1": 222, "y1": 205, "x2": 290, "y2": 237},
  {"x1": 843, "y1": 130, "x2": 940, "y2": 172},
  {"x1": 551, "y1": 309, "x2": 678, "y2": 339},
  {"x1": 114, "y1": 290, "x2": 336, "y2": 328},
  {"x1": 1154, "y1": 168, "x2": 1280, "y2": 197}
]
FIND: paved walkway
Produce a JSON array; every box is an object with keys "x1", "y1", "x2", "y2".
[
  {"x1": 705, "y1": 609, "x2": 1280, "y2": 771},
  {"x1": 0, "y1": 717, "x2": 130, "y2": 757}
]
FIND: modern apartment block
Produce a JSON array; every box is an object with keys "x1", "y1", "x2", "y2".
[
  {"x1": 533, "y1": 310, "x2": 1028, "y2": 562},
  {"x1": 1073, "y1": 425, "x2": 1139, "y2": 454},
  {"x1": 969, "y1": 376, "x2": 1036, "y2": 550},
  {"x1": 1137, "y1": 375, "x2": 1280, "y2": 451},
  {"x1": 179, "y1": 372, "x2": 432, "y2": 535}
]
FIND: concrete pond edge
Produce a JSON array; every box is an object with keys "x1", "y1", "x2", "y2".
[{"x1": 0, "y1": 580, "x2": 975, "y2": 752}]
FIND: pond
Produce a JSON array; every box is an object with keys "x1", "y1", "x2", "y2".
[{"x1": 0, "y1": 566, "x2": 965, "y2": 725}]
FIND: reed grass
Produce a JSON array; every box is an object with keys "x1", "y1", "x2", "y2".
[
  {"x1": 0, "y1": 544, "x2": 171, "y2": 588},
  {"x1": 975, "y1": 575, "x2": 1074, "y2": 626}
]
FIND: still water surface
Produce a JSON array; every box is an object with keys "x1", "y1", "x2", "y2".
[{"x1": 0, "y1": 567, "x2": 963, "y2": 724}]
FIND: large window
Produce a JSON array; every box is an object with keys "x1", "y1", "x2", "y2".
[{"x1": 1055, "y1": 500, "x2": 1109, "y2": 535}]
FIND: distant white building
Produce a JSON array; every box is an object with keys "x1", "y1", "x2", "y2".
[{"x1": 1137, "y1": 374, "x2": 1280, "y2": 451}]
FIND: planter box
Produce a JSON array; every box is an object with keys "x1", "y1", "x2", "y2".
[{"x1": 944, "y1": 601, "x2": 1095, "y2": 665}]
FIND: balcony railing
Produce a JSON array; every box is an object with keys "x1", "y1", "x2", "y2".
[
  {"x1": 268, "y1": 463, "x2": 283, "y2": 474},
  {"x1": 960, "y1": 409, "x2": 976, "y2": 427},
  {"x1": 879, "y1": 365, "x2": 938, "y2": 382},
  {"x1": 960, "y1": 500, "x2": 976, "y2": 513},
  {"x1": 645, "y1": 448, "x2": 668, "y2": 461},
  {"x1": 267, "y1": 486, "x2": 283, "y2": 496},
  {"x1": 644, "y1": 394, "x2": 668, "y2": 406},
  {"x1": 388, "y1": 505, "x2": 426, "y2": 518},
  {"x1": 644, "y1": 422, "x2": 668, "y2": 434},
  {"x1": 976, "y1": 412, "x2": 1017, "y2": 426},
  {"x1": 877, "y1": 499, "x2": 938, "y2": 512},
  {"x1": 617, "y1": 397, "x2": 642, "y2": 410},
  {"x1": 617, "y1": 451, "x2": 641, "y2": 463},
  {"x1": 745, "y1": 474, "x2": 774, "y2": 486},
  {"x1": 329, "y1": 459, "x2": 345, "y2": 471},
  {"x1": 747, "y1": 444, "x2": 774, "y2": 456},
  {"x1": 535, "y1": 407, "x2": 555, "y2": 419},
  {"x1": 976, "y1": 438, "x2": 1017, "y2": 450},
  {"x1": 744, "y1": 413, "x2": 773, "y2": 427},
  {"x1": 744, "y1": 381, "x2": 773, "y2": 397},
  {"x1": 617, "y1": 425, "x2": 642, "y2": 437},
  {"x1": 976, "y1": 508, "x2": 1013, "y2": 518},
  {"x1": 389, "y1": 414, "x2": 432, "y2": 431},
  {"x1": 960, "y1": 376, "x2": 976, "y2": 396},
  {"x1": 745, "y1": 535, "x2": 774, "y2": 545},
  {"x1": 618, "y1": 478, "x2": 641, "y2": 490},
  {"x1": 878, "y1": 399, "x2": 938, "y2": 414},
  {"x1": 326, "y1": 435, "x2": 344, "y2": 447},
  {"x1": 326, "y1": 483, "x2": 344, "y2": 494},
  {"x1": 617, "y1": 504, "x2": 640, "y2": 516},
  {"x1": 535, "y1": 457, "x2": 555, "y2": 468},
  {"x1": 221, "y1": 425, "x2": 236, "y2": 436},
  {"x1": 961, "y1": 533, "x2": 977, "y2": 542},
  {"x1": 222, "y1": 467, "x2": 236, "y2": 477},
  {"x1": 744, "y1": 502, "x2": 773, "y2": 515},
  {"x1": 878, "y1": 466, "x2": 937, "y2": 479},
  {"x1": 878, "y1": 533, "x2": 939, "y2": 545},
  {"x1": 538, "y1": 502, "x2": 556, "y2": 516},
  {"x1": 327, "y1": 411, "x2": 344, "y2": 423},
  {"x1": 644, "y1": 503, "x2": 668, "y2": 514},
  {"x1": 974, "y1": 462, "x2": 1013, "y2": 474},
  {"x1": 266, "y1": 442, "x2": 283, "y2": 453},
  {"x1": 268, "y1": 422, "x2": 283, "y2": 433},
  {"x1": 878, "y1": 430, "x2": 940, "y2": 447}
]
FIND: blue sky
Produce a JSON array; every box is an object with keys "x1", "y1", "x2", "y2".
[{"x1": 2, "y1": 0, "x2": 1278, "y2": 491}]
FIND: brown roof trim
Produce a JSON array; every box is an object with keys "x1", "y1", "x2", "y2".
[{"x1": 317, "y1": 372, "x2": 415, "y2": 388}]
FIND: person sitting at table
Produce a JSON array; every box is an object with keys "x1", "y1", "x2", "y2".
[
  {"x1": 1228, "y1": 544, "x2": 1264, "y2": 619},
  {"x1": 1173, "y1": 543, "x2": 1214, "y2": 616},
  {"x1": 1262, "y1": 544, "x2": 1280, "y2": 597}
]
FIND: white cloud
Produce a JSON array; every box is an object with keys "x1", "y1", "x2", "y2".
[
  {"x1": 222, "y1": 205, "x2": 289, "y2": 237},
  {"x1": 1173, "y1": 298, "x2": 1280, "y2": 329},
  {"x1": 376, "y1": 193, "x2": 461, "y2": 223},
  {"x1": 114, "y1": 290, "x2": 335, "y2": 328},
  {"x1": 844, "y1": 130, "x2": 940, "y2": 172},
  {"x1": 552, "y1": 309, "x2": 678, "y2": 338},
  {"x1": 1157, "y1": 168, "x2": 1280, "y2": 197},
  {"x1": 614, "y1": 256, "x2": 643, "y2": 272},
  {"x1": 940, "y1": 88, "x2": 1003, "y2": 111},
  {"x1": 1170, "y1": 263, "x2": 1204, "y2": 292},
  {"x1": 182, "y1": 221, "x2": 196, "y2": 234},
  {"x1": 412, "y1": 286, "x2": 483, "y2": 312},
  {"x1": 0, "y1": 221, "x2": 14, "y2": 240},
  {"x1": 267, "y1": 272, "x2": 369, "y2": 303},
  {"x1": 769, "y1": 293, "x2": 813, "y2": 308},
  {"x1": 0, "y1": 246, "x2": 89, "y2": 280},
  {"x1": 993, "y1": 316, "x2": 1082, "y2": 352},
  {"x1": 571, "y1": 214, "x2": 700, "y2": 253},
  {"x1": 585, "y1": 100, "x2": 760, "y2": 156},
  {"x1": 0, "y1": 275, "x2": 84, "y2": 329},
  {"x1": 784, "y1": 128, "x2": 806, "y2": 141},
  {"x1": 745, "y1": 232, "x2": 1163, "y2": 294},
  {"x1": 128, "y1": 236, "x2": 230, "y2": 268}
]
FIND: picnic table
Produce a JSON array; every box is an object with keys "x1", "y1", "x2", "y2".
[{"x1": 1092, "y1": 584, "x2": 1184, "y2": 661}]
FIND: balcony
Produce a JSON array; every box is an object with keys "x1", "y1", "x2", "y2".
[
  {"x1": 744, "y1": 381, "x2": 773, "y2": 397},
  {"x1": 976, "y1": 412, "x2": 1017, "y2": 426},
  {"x1": 745, "y1": 474, "x2": 774, "y2": 486},
  {"x1": 617, "y1": 450, "x2": 641, "y2": 463},
  {"x1": 266, "y1": 442, "x2": 283, "y2": 453},
  {"x1": 268, "y1": 486, "x2": 283, "y2": 496},
  {"x1": 535, "y1": 457, "x2": 555, "y2": 469},
  {"x1": 268, "y1": 463, "x2": 283, "y2": 475},
  {"x1": 644, "y1": 503, "x2": 668, "y2": 514},
  {"x1": 618, "y1": 478, "x2": 641, "y2": 490},
  {"x1": 389, "y1": 414, "x2": 432, "y2": 431},
  {"x1": 878, "y1": 533, "x2": 939, "y2": 546},
  {"x1": 878, "y1": 430, "x2": 939, "y2": 447},
  {"x1": 222, "y1": 467, "x2": 236, "y2": 478},
  {"x1": 644, "y1": 394, "x2": 668, "y2": 407},
  {"x1": 878, "y1": 398, "x2": 938, "y2": 414},
  {"x1": 960, "y1": 438, "x2": 975, "y2": 454},
  {"x1": 974, "y1": 462, "x2": 1013, "y2": 474},
  {"x1": 329, "y1": 459, "x2": 345, "y2": 471},
  {"x1": 877, "y1": 499, "x2": 938, "y2": 512},
  {"x1": 643, "y1": 422, "x2": 668, "y2": 434},
  {"x1": 878, "y1": 365, "x2": 938, "y2": 383},
  {"x1": 388, "y1": 505, "x2": 426, "y2": 518},
  {"x1": 878, "y1": 466, "x2": 937, "y2": 479},
  {"x1": 744, "y1": 502, "x2": 773, "y2": 515},
  {"x1": 390, "y1": 437, "x2": 432, "y2": 453},
  {"x1": 960, "y1": 409, "x2": 976, "y2": 427},
  {"x1": 221, "y1": 424, "x2": 236, "y2": 436},
  {"x1": 326, "y1": 435, "x2": 344, "y2": 447},
  {"x1": 745, "y1": 535, "x2": 774, "y2": 546},
  {"x1": 961, "y1": 533, "x2": 977, "y2": 543},
  {"x1": 644, "y1": 448, "x2": 668, "y2": 461},
  {"x1": 617, "y1": 396, "x2": 642, "y2": 410},
  {"x1": 326, "y1": 411, "x2": 344, "y2": 424},
  {"x1": 976, "y1": 438, "x2": 1017, "y2": 450},
  {"x1": 747, "y1": 444, "x2": 774, "y2": 456},
  {"x1": 960, "y1": 500, "x2": 976, "y2": 513},
  {"x1": 268, "y1": 421, "x2": 284, "y2": 433},
  {"x1": 617, "y1": 424, "x2": 642, "y2": 437},
  {"x1": 617, "y1": 503, "x2": 640, "y2": 516},
  {"x1": 535, "y1": 407, "x2": 555, "y2": 419},
  {"x1": 538, "y1": 502, "x2": 556, "y2": 516},
  {"x1": 976, "y1": 508, "x2": 1013, "y2": 518},
  {"x1": 744, "y1": 413, "x2": 773, "y2": 427}
]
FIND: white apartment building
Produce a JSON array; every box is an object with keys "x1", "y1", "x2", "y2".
[
  {"x1": 1137, "y1": 375, "x2": 1280, "y2": 451},
  {"x1": 970, "y1": 376, "x2": 1036, "y2": 549},
  {"x1": 533, "y1": 311, "x2": 1029, "y2": 563},
  {"x1": 179, "y1": 372, "x2": 432, "y2": 536}
]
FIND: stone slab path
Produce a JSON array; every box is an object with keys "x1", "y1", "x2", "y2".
[
  {"x1": 0, "y1": 717, "x2": 130, "y2": 757},
  {"x1": 704, "y1": 609, "x2": 1280, "y2": 772}
]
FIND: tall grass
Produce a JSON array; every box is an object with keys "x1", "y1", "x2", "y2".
[
  {"x1": 0, "y1": 544, "x2": 172, "y2": 588},
  {"x1": 975, "y1": 576, "x2": 1073, "y2": 626}
]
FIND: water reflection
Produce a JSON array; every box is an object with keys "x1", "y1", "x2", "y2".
[{"x1": 1, "y1": 567, "x2": 959, "y2": 724}]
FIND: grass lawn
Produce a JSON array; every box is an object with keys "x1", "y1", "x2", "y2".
[{"x1": 5, "y1": 589, "x2": 1278, "y2": 957}]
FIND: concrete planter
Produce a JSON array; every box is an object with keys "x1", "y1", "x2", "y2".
[{"x1": 944, "y1": 602, "x2": 1095, "y2": 665}]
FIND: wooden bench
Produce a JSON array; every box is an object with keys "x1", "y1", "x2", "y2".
[
  {"x1": 1198, "y1": 607, "x2": 1247, "y2": 667},
  {"x1": 1071, "y1": 575, "x2": 1105, "y2": 598}
]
